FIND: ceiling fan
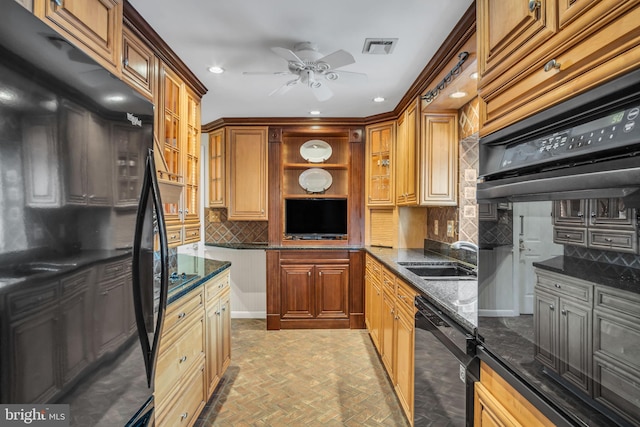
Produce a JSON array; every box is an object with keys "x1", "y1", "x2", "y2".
[{"x1": 243, "y1": 42, "x2": 367, "y2": 101}]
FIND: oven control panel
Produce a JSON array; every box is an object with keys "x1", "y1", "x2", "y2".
[{"x1": 499, "y1": 106, "x2": 640, "y2": 172}]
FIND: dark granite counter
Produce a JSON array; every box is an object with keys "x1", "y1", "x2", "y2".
[
  {"x1": 533, "y1": 255, "x2": 640, "y2": 294},
  {"x1": 364, "y1": 246, "x2": 478, "y2": 334},
  {"x1": 0, "y1": 249, "x2": 131, "y2": 292},
  {"x1": 167, "y1": 254, "x2": 231, "y2": 304}
]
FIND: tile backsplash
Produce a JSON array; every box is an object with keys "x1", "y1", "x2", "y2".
[
  {"x1": 205, "y1": 208, "x2": 268, "y2": 244},
  {"x1": 565, "y1": 245, "x2": 640, "y2": 269}
]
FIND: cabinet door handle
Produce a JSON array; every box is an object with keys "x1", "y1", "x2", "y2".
[
  {"x1": 528, "y1": 0, "x2": 540, "y2": 13},
  {"x1": 180, "y1": 412, "x2": 188, "y2": 421},
  {"x1": 543, "y1": 59, "x2": 561, "y2": 72},
  {"x1": 177, "y1": 312, "x2": 186, "y2": 319}
]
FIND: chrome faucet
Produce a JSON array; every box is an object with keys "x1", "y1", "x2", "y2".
[{"x1": 451, "y1": 240, "x2": 478, "y2": 252}]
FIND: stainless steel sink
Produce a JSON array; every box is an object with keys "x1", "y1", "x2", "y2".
[{"x1": 398, "y1": 262, "x2": 476, "y2": 280}]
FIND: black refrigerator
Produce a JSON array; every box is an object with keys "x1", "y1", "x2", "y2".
[{"x1": 0, "y1": 0, "x2": 168, "y2": 425}]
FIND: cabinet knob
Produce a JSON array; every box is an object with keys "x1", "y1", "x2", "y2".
[
  {"x1": 528, "y1": 0, "x2": 540, "y2": 13},
  {"x1": 308, "y1": 271, "x2": 311, "y2": 277},
  {"x1": 554, "y1": 283, "x2": 561, "y2": 288},
  {"x1": 577, "y1": 212, "x2": 584, "y2": 218},
  {"x1": 561, "y1": 310, "x2": 567, "y2": 316},
  {"x1": 177, "y1": 312, "x2": 186, "y2": 319},
  {"x1": 180, "y1": 412, "x2": 188, "y2": 421},
  {"x1": 605, "y1": 237, "x2": 613, "y2": 243},
  {"x1": 222, "y1": 305, "x2": 226, "y2": 311},
  {"x1": 549, "y1": 304, "x2": 555, "y2": 311},
  {"x1": 88, "y1": 194, "x2": 95, "y2": 199},
  {"x1": 53, "y1": 0, "x2": 63, "y2": 7},
  {"x1": 564, "y1": 234, "x2": 571, "y2": 238},
  {"x1": 123, "y1": 58, "x2": 129, "y2": 67},
  {"x1": 543, "y1": 59, "x2": 561, "y2": 72},
  {"x1": 179, "y1": 355, "x2": 187, "y2": 363}
]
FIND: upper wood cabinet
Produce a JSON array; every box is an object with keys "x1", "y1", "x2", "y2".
[
  {"x1": 419, "y1": 112, "x2": 458, "y2": 206},
  {"x1": 34, "y1": 0, "x2": 123, "y2": 76},
  {"x1": 478, "y1": 0, "x2": 640, "y2": 136},
  {"x1": 157, "y1": 65, "x2": 202, "y2": 246},
  {"x1": 396, "y1": 100, "x2": 419, "y2": 206},
  {"x1": 121, "y1": 25, "x2": 156, "y2": 100},
  {"x1": 366, "y1": 121, "x2": 395, "y2": 206},
  {"x1": 226, "y1": 126, "x2": 269, "y2": 221},
  {"x1": 208, "y1": 128, "x2": 226, "y2": 208}
]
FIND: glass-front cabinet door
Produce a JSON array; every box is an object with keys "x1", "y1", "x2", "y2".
[
  {"x1": 553, "y1": 199, "x2": 587, "y2": 226},
  {"x1": 161, "y1": 67, "x2": 182, "y2": 226},
  {"x1": 588, "y1": 198, "x2": 635, "y2": 229},
  {"x1": 366, "y1": 122, "x2": 394, "y2": 206}
]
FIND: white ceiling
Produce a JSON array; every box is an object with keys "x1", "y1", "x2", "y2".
[{"x1": 129, "y1": 0, "x2": 474, "y2": 125}]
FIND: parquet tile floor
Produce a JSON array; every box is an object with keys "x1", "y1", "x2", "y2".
[{"x1": 195, "y1": 319, "x2": 410, "y2": 427}]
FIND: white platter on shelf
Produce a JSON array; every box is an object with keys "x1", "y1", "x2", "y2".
[
  {"x1": 300, "y1": 139, "x2": 332, "y2": 163},
  {"x1": 299, "y1": 168, "x2": 333, "y2": 193}
]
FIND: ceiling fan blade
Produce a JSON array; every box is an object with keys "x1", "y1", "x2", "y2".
[
  {"x1": 271, "y1": 47, "x2": 305, "y2": 64},
  {"x1": 317, "y1": 49, "x2": 355, "y2": 69},
  {"x1": 325, "y1": 70, "x2": 368, "y2": 84},
  {"x1": 269, "y1": 78, "x2": 299, "y2": 96},
  {"x1": 311, "y1": 82, "x2": 333, "y2": 101},
  {"x1": 243, "y1": 71, "x2": 294, "y2": 76}
]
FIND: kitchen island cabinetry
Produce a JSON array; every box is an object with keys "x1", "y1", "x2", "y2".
[
  {"x1": 34, "y1": 0, "x2": 123, "y2": 76},
  {"x1": 266, "y1": 250, "x2": 363, "y2": 330},
  {"x1": 478, "y1": 0, "x2": 640, "y2": 136},
  {"x1": 205, "y1": 270, "x2": 231, "y2": 397}
]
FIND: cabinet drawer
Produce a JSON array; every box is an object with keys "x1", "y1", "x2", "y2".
[
  {"x1": 205, "y1": 271, "x2": 230, "y2": 304},
  {"x1": 553, "y1": 227, "x2": 586, "y2": 246},
  {"x1": 395, "y1": 279, "x2": 417, "y2": 314},
  {"x1": 595, "y1": 285, "x2": 640, "y2": 319},
  {"x1": 61, "y1": 268, "x2": 91, "y2": 296},
  {"x1": 156, "y1": 317, "x2": 204, "y2": 406},
  {"x1": 101, "y1": 258, "x2": 131, "y2": 280},
  {"x1": 594, "y1": 310, "x2": 640, "y2": 373},
  {"x1": 382, "y1": 269, "x2": 395, "y2": 295},
  {"x1": 166, "y1": 226, "x2": 183, "y2": 247},
  {"x1": 588, "y1": 229, "x2": 637, "y2": 254},
  {"x1": 183, "y1": 225, "x2": 200, "y2": 244},
  {"x1": 365, "y1": 255, "x2": 382, "y2": 276},
  {"x1": 8, "y1": 283, "x2": 58, "y2": 319},
  {"x1": 535, "y1": 269, "x2": 593, "y2": 303},
  {"x1": 164, "y1": 290, "x2": 203, "y2": 333},
  {"x1": 156, "y1": 360, "x2": 206, "y2": 427}
]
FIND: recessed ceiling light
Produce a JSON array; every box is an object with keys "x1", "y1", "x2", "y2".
[
  {"x1": 449, "y1": 91, "x2": 467, "y2": 99},
  {"x1": 105, "y1": 95, "x2": 125, "y2": 102},
  {"x1": 470, "y1": 72, "x2": 478, "y2": 80},
  {"x1": 373, "y1": 96, "x2": 385, "y2": 103},
  {"x1": 208, "y1": 66, "x2": 225, "y2": 74},
  {"x1": 309, "y1": 110, "x2": 321, "y2": 115}
]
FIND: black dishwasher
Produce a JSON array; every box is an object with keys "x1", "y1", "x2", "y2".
[{"x1": 414, "y1": 296, "x2": 476, "y2": 427}]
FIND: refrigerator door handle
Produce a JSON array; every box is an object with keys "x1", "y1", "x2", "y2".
[{"x1": 132, "y1": 148, "x2": 168, "y2": 387}]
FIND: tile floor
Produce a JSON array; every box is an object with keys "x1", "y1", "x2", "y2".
[{"x1": 195, "y1": 319, "x2": 410, "y2": 427}]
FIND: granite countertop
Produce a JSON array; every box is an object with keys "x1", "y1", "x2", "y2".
[
  {"x1": 533, "y1": 255, "x2": 640, "y2": 294},
  {"x1": 364, "y1": 246, "x2": 478, "y2": 334},
  {"x1": 166, "y1": 254, "x2": 231, "y2": 304},
  {"x1": 0, "y1": 249, "x2": 131, "y2": 292}
]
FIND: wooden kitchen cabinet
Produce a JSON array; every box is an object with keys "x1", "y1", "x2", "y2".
[
  {"x1": 226, "y1": 126, "x2": 269, "y2": 220},
  {"x1": 157, "y1": 65, "x2": 202, "y2": 246},
  {"x1": 478, "y1": 0, "x2": 640, "y2": 136},
  {"x1": 121, "y1": 25, "x2": 156, "y2": 101},
  {"x1": 474, "y1": 362, "x2": 554, "y2": 427},
  {"x1": 156, "y1": 289, "x2": 205, "y2": 427},
  {"x1": 208, "y1": 128, "x2": 226, "y2": 207},
  {"x1": 393, "y1": 279, "x2": 416, "y2": 421},
  {"x1": 534, "y1": 268, "x2": 593, "y2": 395},
  {"x1": 364, "y1": 254, "x2": 383, "y2": 350},
  {"x1": 420, "y1": 112, "x2": 458, "y2": 206},
  {"x1": 205, "y1": 271, "x2": 231, "y2": 397},
  {"x1": 34, "y1": 0, "x2": 123, "y2": 76},
  {"x1": 22, "y1": 115, "x2": 60, "y2": 208},
  {"x1": 396, "y1": 100, "x2": 419, "y2": 206},
  {"x1": 112, "y1": 123, "x2": 145, "y2": 207},
  {"x1": 366, "y1": 121, "x2": 395, "y2": 206}
]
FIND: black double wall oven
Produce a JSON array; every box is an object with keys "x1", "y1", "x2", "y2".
[{"x1": 476, "y1": 68, "x2": 640, "y2": 426}]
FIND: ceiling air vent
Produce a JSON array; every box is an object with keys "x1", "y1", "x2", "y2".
[{"x1": 362, "y1": 38, "x2": 398, "y2": 55}]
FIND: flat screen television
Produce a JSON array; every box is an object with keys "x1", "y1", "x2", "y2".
[{"x1": 285, "y1": 198, "x2": 347, "y2": 238}]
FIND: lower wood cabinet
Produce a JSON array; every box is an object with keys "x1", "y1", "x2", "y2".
[
  {"x1": 155, "y1": 268, "x2": 232, "y2": 427},
  {"x1": 267, "y1": 250, "x2": 364, "y2": 330},
  {"x1": 364, "y1": 254, "x2": 416, "y2": 425}
]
